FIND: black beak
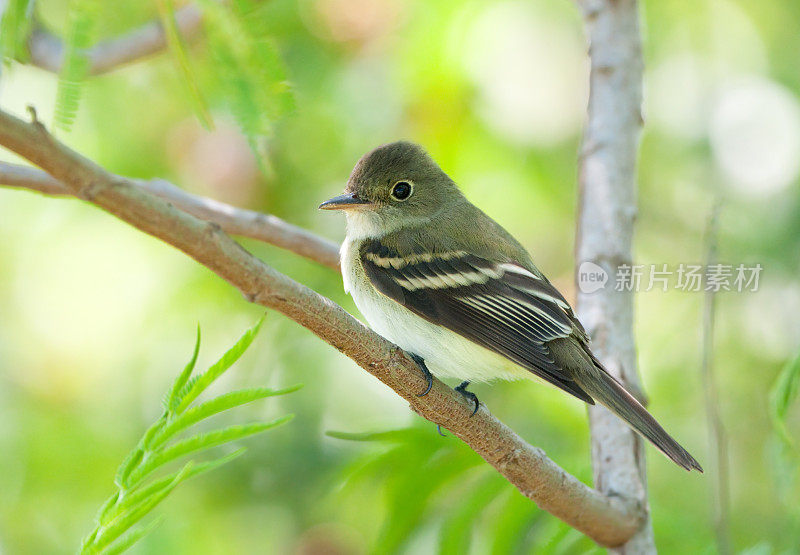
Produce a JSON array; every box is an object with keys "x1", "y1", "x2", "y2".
[{"x1": 318, "y1": 192, "x2": 372, "y2": 210}]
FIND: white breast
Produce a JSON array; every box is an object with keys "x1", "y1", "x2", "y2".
[{"x1": 341, "y1": 237, "x2": 529, "y2": 383}]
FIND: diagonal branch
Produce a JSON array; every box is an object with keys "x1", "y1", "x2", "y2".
[
  {"x1": 0, "y1": 106, "x2": 644, "y2": 547},
  {"x1": 28, "y1": 4, "x2": 203, "y2": 75},
  {"x1": 0, "y1": 161, "x2": 340, "y2": 271}
]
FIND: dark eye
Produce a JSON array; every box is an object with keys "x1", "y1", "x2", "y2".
[{"x1": 391, "y1": 180, "x2": 413, "y2": 200}]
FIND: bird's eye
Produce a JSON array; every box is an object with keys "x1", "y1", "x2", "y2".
[{"x1": 391, "y1": 180, "x2": 413, "y2": 201}]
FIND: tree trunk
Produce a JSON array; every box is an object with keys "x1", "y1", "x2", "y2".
[{"x1": 575, "y1": 0, "x2": 655, "y2": 553}]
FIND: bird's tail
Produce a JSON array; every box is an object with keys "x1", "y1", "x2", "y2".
[{"x1": 574, "y1": 363, "x2": 703, "y2": 472}]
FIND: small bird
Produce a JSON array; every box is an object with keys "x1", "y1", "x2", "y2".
[{"x1": 320, "y1": 141, "x2": 702, "y2": 472}]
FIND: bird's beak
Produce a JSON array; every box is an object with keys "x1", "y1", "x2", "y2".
[{"x1": 318, "y1": 192, "x2": 372, "y2": 211}]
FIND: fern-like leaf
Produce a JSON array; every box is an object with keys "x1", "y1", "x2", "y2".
[
  {"x1": 80, "y1": 316, "x2": 298, "y2": 554},
  {"x1": 102, "y1": 448, "x2": 246, "y2": 526},
  {"x1": 438, "y1": 474, "x2": 506, "y2": 554},
  {"x1": 165, "y1": 324, "x2": 201, "y2": 411},
  {"x1": 770, "y1": 348, "x2": 800, "y2": 455},
  {"x1": 0, "y1": 0, "x2": 33, "y2": 64},
  {"x1": 197, "y1": 0, "x2": 293, "y2": 154},
  {"x1": 54, "y1": 0, "x2": 99, "y2": 131},
  {"x1": 152, "y1": 384, "x2": 302, "y2": 450},
  {"x1": 101, "y1": 516, "x2": 165, "y2": 555},
  {"x1": 155, "y1": 0, "x2": 214, "y2": 129},
  {"x1": 128, "y1": 416, "x2": 293, "y2": 485},
  {"x1": 91, "y1": 462, "x2": 194, "y2": 551},
  {"x1": 176, "y1": 314, "x2": 265, "y2": 412}
]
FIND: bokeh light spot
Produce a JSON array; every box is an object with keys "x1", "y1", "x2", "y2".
[{"x1": 710, "y1": 77, "x2": 800, "y2": 195}]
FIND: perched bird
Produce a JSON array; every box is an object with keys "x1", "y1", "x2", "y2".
[{"x1": 320, "y1": 141, "x2": 702, "y2": 472}]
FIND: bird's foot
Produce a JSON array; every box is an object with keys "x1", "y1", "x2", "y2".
[
  {"x1": 408, "y1": 355, "x2": 444, "y2": 434},
  {"x1": 410, "y1": 354, "x2": 433, "y2": 397},
  {"x1": 455, "y1": 381, "x2": 480, "y2": 416}
]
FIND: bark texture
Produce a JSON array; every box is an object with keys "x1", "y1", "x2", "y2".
[{"x1": 575, "y1": 0, "x2": 655, "y2": 552}]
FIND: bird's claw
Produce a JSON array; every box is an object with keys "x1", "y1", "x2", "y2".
[
  {"x1": 455, "y1": 381, "x2": 480, "y2": 416},
  {"x1": 410, "y1": 354, "x2": 433, "y2": 397}
]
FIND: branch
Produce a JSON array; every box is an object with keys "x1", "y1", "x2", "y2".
[
  {"x1": 0, "y1": 106, "x2": 644, "y2": 547},
  {"x1": 575, "y1": 0, "x2": 655, "y2": 553},
  {"x1": 702, "y1": 199, "x2": 731, "y2": 554},
  {"x1": 0, "y1": 161, "x2": 340, "y2": 271},
  {"x1": 28, "y1": 4, "x2": 203, "y2": 75}
]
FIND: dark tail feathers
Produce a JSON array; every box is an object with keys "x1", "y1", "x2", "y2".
[{"x1": 575, "y1": 365, "x2": 703, "y2": 472}]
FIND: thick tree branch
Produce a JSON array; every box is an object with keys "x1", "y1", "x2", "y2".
[
  {"x1": 0, "y1": 106, "x2": 644, "y2": 547},
  {"x1": 575, "y1": 0, "x2": 654, "y2": 553},
  {"x1": 28, "y1": 4, "x2": 203, "y2": 75},
  {"x1": 0, "y1": 161, "x2": 340, "y2": 271}
]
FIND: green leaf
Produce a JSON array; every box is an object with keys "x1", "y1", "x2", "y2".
[
  {"x1": 102, "y1": 449, "x2": 246, "y2": 526},
  {"x1": 377, "y1": 449, "x2": 483, "y2": 554},
  {"x1": 166, "y1": 325, "x2": 201, "y2": 412},
  {"x1": 92, "y1": 462, "x2": 194, "y2": 550},
  {"x1": 128, "y1": 416, "x2": 293, "y2": 485},
  {"x1": 335, "y1": 443, "x2": 424, "y2": 493},
  {"x1": 101, "y1": 515, "x2": 165, "y2": 555},
  {"x1": 326, "y1": 428, "x2": 433, "y2": 444},
  {"x1": 439, "y1": 473, "x2": 507, "y2": 555},
  {"x1": 488, "y1": 489, "x2": 541, "y2": 555},
  {"x1": 0, "y1": 0, "x2": 33, "y2": 64},
  {"x1": 93, "y1": 491, "x2": 120, "y2": 527},
  {"x1": 175, "y1": 314, "x2": 265, "y2": 413},
  {"x1": 770, "y1": 348, "x2": 800, "y2": 455},
  {"x1": 154, "y1": 0, "x2": 214, "y2": 129},
  {"x1": 114, "y1": 447, "x2": 144, "y2": 489},
  {"x1": 548, "y1": 527, "x2": 600, "y2": 555},
  {"x1": 80, "y1": 316, "x2": 297, "y2": 553},
  {"x1": 54, "y1": 0, "x2": 100, "y2": 131},
  {"x1": 538, "y1": 522, "x2": 571, "y2": 555},
  {"x1": 79, "y1": 526, "x2": 100, "y2": 554},
  {"x1": 152, "y1": 384, "x2": 302, "y2": 450},
  {"x1": 141, "y1": 416, "x2": 168, "y2": 452},
  {"x1": 197, "y1": 0, "x2": 293, "y2": 154}
]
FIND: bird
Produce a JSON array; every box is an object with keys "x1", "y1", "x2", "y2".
[{"x1": 319, "y1": 141, "x2": 702, "y2": 472}]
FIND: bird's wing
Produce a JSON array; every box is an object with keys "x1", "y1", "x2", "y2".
[{"x1": 359, "y1": 239, "x2": 594, "y2": 403}]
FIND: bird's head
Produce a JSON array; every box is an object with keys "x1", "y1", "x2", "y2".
[{"x1": 319, "y1": 141, "x2": 463, "y2": 237}]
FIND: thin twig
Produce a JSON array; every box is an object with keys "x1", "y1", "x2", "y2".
[
  {"x1": 28, "y1": 4, "x2": 203, "y2": 75},
  {"x1": 575, "y1": 0, "x2": 655, "y2": 553},
  {"x1": 702, "y1": 197, "x2": 731, "y2": 555},
  {"x1": 0, "y1": 106, "x2": 645, "y2": 547},
  {"x1": 0, "y1": 161, "x2": 341, "y2": 271}
]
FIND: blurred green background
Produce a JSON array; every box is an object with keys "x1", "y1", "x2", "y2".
[{"x1": 1, "y1": 0, "x2": 799, "y2": 552}]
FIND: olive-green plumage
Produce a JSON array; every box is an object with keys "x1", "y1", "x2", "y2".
[{"x1": 320, "y1": 141, "x2": 702, "y2": 472}]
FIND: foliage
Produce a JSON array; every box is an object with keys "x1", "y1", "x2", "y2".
[
  {"x1": 197, "y1": 0, "x2": 294, "y2": 148},
  {"x1": 769, "y1": 347, "x2": 800, "y2": 514},
  {"x1": 0, "y1": 0, "x2": 33, "y2": 65},
  {"x1": 770, "y1": 347, "x2": 800, "y2": 456},
  {"x1": 54, "y1": 0, "x2": 100, "y2": 131},
  {"x1": 154, "y1": 0, "x2": 213, "y2": 129},
  {"x1": 52, "y1": 0, "x2": 292, "y2": 138},
  {"x1": 329, "y1": 427, "x2": 601, "y2": 554},
  {"x1": 79, "y1": 317, "x2": 301, "y2": 554}
]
